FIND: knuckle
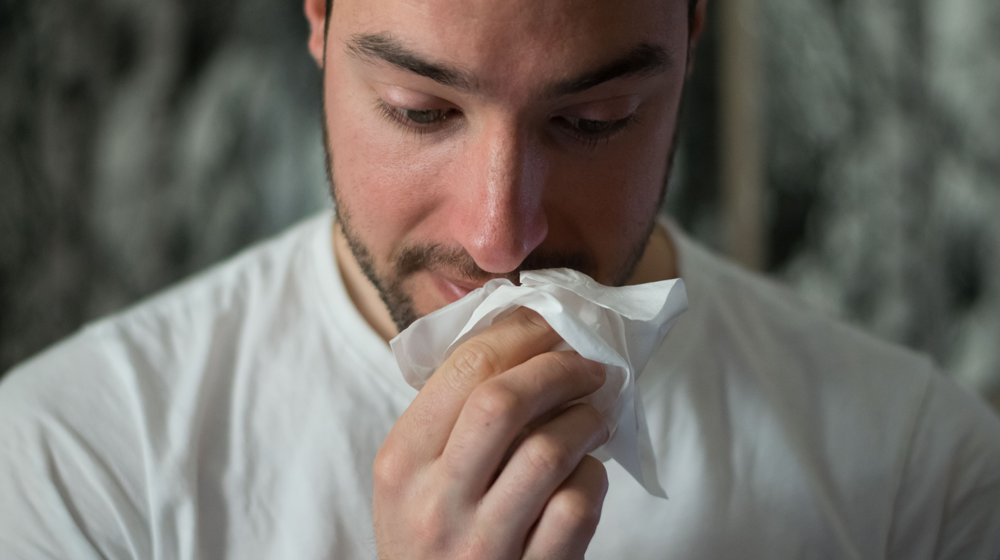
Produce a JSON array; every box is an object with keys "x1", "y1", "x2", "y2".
[
  {"x1": 544, "y1": 351, "x2": 577, "y2": 379},
  {"x1": 551, "y1": 489, "x2": 604, "y2": 532},
  {"x1": 511, "y1": 306, "x2": 552, "y2": 334},
  {"x1": 457, "y1": 535, "x2": 493, "y2": 560},
  {"x1": 450, "y1": 340, "x2": 504, "y2": 383},
  {"x1": 409, "y1": 494, "x2": 450, "y2": 547},
  {"x1": 372, "y1": 445, "x2": 411, "y2": 490},
  {"x1": 522, "y1": 433, "x2": 575, "y2": 475},
  {"x1": 579, "y1": 404, "x2": 611, "y2": 445},
  {"x1": 467, "y1": 383, "x2": 521, "y2": 426},
  {"x1": 547, "y1": 352, "x2": 605, "y2": 386}
]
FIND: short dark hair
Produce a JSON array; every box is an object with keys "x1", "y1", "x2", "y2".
[{"x1": 323, "y1": 0, "x2": 699, "y2": 39}]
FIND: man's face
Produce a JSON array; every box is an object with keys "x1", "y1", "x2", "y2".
[{"x1": 318, "y1": 0, "x2": 692, "y2": 330}]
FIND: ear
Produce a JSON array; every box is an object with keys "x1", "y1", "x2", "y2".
[
  {"x1": 686, "y1": 0, "x2": 708, "y2": 76},
  {"x1": 304, "y1": 0, "x2": 327, "y2": 68},
  {"x1": 690, "y1": 0, "x2": 708, "y2": 44}
]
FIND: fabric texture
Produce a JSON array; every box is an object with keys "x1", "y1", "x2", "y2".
[{"x1": 1, "y1": 211, "x2": 999, "y2": 559}]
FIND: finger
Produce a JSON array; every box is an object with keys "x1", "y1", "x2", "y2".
[
  {"x1": 521, "y1": 455, "x2": 609, "y2": 560},
  {"x1": 442, "y1": 355, "x2": 606, "y2": 493},
  {"x1": 478, "y1": 403, "x2": 608, "y2": 539},
  {"x1": 388, "y1": 307, "x2": 561, "y2": 461}
]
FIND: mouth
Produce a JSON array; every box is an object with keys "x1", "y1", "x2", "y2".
[{"x1": 429, "y1": 272, "x2": 483, "y2": 304}]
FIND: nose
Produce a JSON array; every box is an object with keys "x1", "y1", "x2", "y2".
[{"x1": 449, "y1": 120, "x2": 549, "y2": 274}]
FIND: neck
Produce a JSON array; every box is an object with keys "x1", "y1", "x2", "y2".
[
  {"x1": 333, "y1": 222, "x2": 400, "y2": 343},
  {"x1": 625, "y1": 221, "x2": 679, "y2": 286}
]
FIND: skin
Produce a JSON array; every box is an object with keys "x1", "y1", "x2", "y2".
[{"x1": 303, "y1": 0, "x2": 706, "y2": 557}]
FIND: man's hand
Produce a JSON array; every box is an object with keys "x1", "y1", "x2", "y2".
[{"x1": 373, "y1": 307, "x2": 610, "y2": 560}]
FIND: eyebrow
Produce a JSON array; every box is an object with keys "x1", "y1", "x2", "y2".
[
  {"x1": 549, "y1": 43, "x2": 671, "y2": 97},
  {"x1": 346, "y1": 33, "x2": 477, "y2": 91},
  {"x1": 345, "y1": 33, "x2": 671, "y2": 98}
]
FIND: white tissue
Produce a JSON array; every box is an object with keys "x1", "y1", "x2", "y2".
[{"x1": 390, "y1": 268, "x2": 688, "y2": 497}]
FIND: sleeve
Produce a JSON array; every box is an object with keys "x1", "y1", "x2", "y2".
[
  {"x1": 0, "y1": 332, "x2": 150, "y2": 560},
  {"x1": 886, "y1": 369, "x2": 1000, "y2": 560}
]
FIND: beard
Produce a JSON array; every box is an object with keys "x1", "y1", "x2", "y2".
[
  {"x1": 333, "y1": 204, "x2": 637, "y2": 332},
  {"x1": 328, "y1": 189, "x2": 665, "y2": 334},
  {"x1": 320, "y1": 100, "x2": 677, "y2": 334}
]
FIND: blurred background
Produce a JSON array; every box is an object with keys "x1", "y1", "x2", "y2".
[{"x1": 1, "y1": 0, "x2": 999, "y2": 411}]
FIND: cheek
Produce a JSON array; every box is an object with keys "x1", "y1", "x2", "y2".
[
  {"x1": 323, "y1": 73, "x2": 453, "y2": 258},
  {"x1": 549, "y1": 105, "x2": 676, "y2": 262}
]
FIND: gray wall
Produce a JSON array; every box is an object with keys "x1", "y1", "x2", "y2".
[
  {"x1": 1, "y1": 0, "x2": 327, "y2": 370},
  {"x1": 668, "y1": 0, "x2": 1000, "y2": 407},
  {"x1": 2, "y1": 0, "x2": 999, "y2": 409}
]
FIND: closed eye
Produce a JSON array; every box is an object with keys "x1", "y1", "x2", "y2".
[
  {"x1": 375, "y1": 99, "x2": 459, "y2": 134},
  {"x1": 555, "y1": 114, "x2": 638, "y2": 148}
]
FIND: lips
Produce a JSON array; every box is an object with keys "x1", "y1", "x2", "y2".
[
  {"x1": 431, "y1": 272, "x2": 479, "y2": 303},
  {"x1": 430, "y1": 273, "x2": 480, "y2": 304}
]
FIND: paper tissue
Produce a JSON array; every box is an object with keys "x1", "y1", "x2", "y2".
[{"x1": 390, "y1": 268, "x2": 687, "y2": 497}]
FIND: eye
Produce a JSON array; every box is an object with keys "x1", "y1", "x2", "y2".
[
  {"x1": 376, "y1": 99, "x2": 457, "y2": 134},
  {"x1": 397, "y1": 108, "x2": 447, "y2": 125},
  {"x1": 555, "y1": 114, "x2": 638, "y2": 148},
  {"x1": 566, "y1": 117, "x2": 616, "y2": 134}
]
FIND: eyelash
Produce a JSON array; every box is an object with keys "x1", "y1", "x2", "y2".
[
  {"x1": 555, "y1": 114, "x2": 639, "y2": 149},
  {"x1": 374, "y1": 98, "x2": 638, "y2": 148},
  {"x1": 375, "y1": 99, "x2": 456, "y2": 137}
]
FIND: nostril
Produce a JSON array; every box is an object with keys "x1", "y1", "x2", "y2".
[{"x1": 468, "y1": 227, "x2": 539, "y2": 274}]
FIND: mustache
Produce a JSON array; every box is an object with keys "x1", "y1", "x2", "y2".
[{"x1": 393, "y1": 243, "x2": 594, "y2": 284}]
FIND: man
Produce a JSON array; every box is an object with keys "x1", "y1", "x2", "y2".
[{"x1": 1, "y1": 0, "x2": 999, "y2": 558}]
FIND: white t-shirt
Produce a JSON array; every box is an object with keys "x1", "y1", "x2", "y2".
[{"x1": 1, "y1": 212, "x2": 999, "y2": 559}]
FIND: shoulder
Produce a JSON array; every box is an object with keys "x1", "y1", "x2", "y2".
[
  {"x1": 0, "y1": 212, "x2": 335, "y2": 557},
  {"x1": 888, "y1": 371, "x2": 1000, "y2": 558},
  {"x1": 0, "y1": 325, "x2": 151, "y2": 557},
  {"x1": 665, "y1": 224, "x2": 937, "y2": 408},
  {"x1": 111, "y1": 211, "x2": 331, "y2": 335},
  {"x1": 65, "y1": 212, "x2": 333, "y2": 388},
  {"x1": 653, "y1": 224, "x2": 1000, "y2": 556},
  {"x1": 666, "y1": 222, "x2": 1000, "y2": 455},
  {"x1": 0, "y1": 211, "x2": 335, "y2": 438}
]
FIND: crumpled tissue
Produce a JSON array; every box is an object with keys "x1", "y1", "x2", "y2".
[{"x1": 390, "y1": 268, "x2": 688, "y2": 497}]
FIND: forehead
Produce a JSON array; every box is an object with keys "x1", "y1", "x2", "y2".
[{"x1": 332, "y1": 0, "x2": 688, "y2": 96}]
